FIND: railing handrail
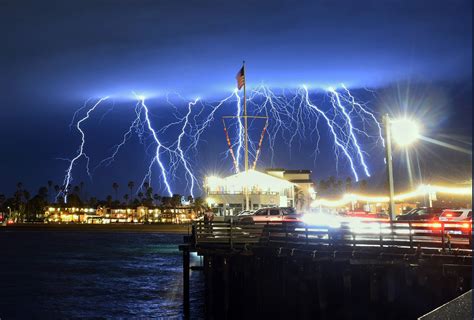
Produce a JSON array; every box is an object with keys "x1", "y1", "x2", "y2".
[{"x1": 191, "y1": 220, "x2": 473, "y2": 252}]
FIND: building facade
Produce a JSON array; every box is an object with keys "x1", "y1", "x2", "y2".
[{"x1": 204, "y1": 168, "x2": 314, "y2": 216}]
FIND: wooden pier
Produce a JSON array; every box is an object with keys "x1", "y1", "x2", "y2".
[{"x1": 180, "y1": 220, "x2": 472, "y2": 319}]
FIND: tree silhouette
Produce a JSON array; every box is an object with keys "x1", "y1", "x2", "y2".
[
  {"x1": 345, "y1": 177, "x2": 352, "y2": 191},
  {"x1": 47, "y1": 180, "x2": 53, "y2": 202},
  {"x1": 123, "y1": 194, "x2": 129, "y2": 205},
  {"x1": 80, "y1": 181, "x2": 85, "y2": 199},
  {"x1": 153, "y1": 194, "x2": 161, "y2": 206},
  {"x1": 106, "y1": 195, "x2": 113, "y2": 207},
  {"x1": 112, "y1": 182, "x2": 119, "y2": 201},
  {"x1": 127, "y1": 181, "x2": 134, "y2": 205}
]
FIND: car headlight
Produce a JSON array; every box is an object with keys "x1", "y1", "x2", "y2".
[{"x1": 302, "y1": 213, "x2": 341, "y2": 228}]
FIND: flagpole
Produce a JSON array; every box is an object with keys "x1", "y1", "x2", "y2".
[{"x1": 243, "y1": 60, "x2": 250, "y2": 211}]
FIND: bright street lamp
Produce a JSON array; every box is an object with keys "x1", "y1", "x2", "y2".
[
  {"x1": 383, "y1": 115, "x2": 422, "y2": 220},
  {"x1": 390, "y1": 118, "x2": 420, "y2": 146}
]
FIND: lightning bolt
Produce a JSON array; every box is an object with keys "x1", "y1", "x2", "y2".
[
  {"x1": 176, "y1": 98, "x2": 200, "y2": 198},
  {"x1": 139, "y1": 96, "x2": 174, "y2": 197},
  {"x1": 341, "y1": 84, "x2": 385, "y2": 147},
  {"x1": 301, "y1": 86, "x2": 360, "y2": 181},
  {"x1": 93, "y1": 100, "x2": 144, "y2": 171},
  {"x1": 328, "y1": 87, "x2": 371, "y2": 177},
  {"x1": 60, "y1": 83, "x2": 385, "y2": 198},
  {"x1": 60, "y1": 96, "x2": 109, "y2": 202}
]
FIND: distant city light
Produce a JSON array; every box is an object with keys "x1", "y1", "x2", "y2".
[{"x1": 311, "y1": 183, "x2": 472, "y2": 208}]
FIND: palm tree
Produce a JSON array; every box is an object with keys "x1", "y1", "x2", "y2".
[
  {"x1": 112, "y1": 182, "x2": 119, "y2": 201},
  {"x1": 127, "y1": 181, "x2": 134, "y2": 204},
  {"x1": 145, "y1": 187, "x2": 153, "y2": 205},
  {"x1": 47, "y1": 180, "x2": 53, "y2": 202},
  {"x1": 345, "y1": 177, "x2": 352, "y2": 192},
  {"x1": 153, "y1": 194, "x2": 161, "y2": 206},
  {"x1": 328, "y1": 176, "x2": 336, "y2": 192},
  {"x1": 171, "y1": 194, "x2": 181, "y2": 214},
  {"x1": 80, "y1": 181, "x2": 85, "y2": 199},
  {"x1": 106, "y1": 195, "x2": 113, "y2": 207},
  {"x1": 123, "y1": 194, "x2": 129, "y2": 205},
  {"x1": 193, "y1": 197, "x2": 205, "y2": 215},
  {"x1": 137, "y1": 192, "x2": 144, "y2": 205}
]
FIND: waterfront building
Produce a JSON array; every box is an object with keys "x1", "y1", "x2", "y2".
[
  {"x1": 44, "y1": 205, "x2": 198, "y2": 224},
  {"x1": 44, "y1": 207, "x2": 97, "y2": 223},
  {"x1": 204, "y1": 168, "x2": 315, "y2": 216}
]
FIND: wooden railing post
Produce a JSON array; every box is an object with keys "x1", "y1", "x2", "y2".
[
  {"x1": 352, "y1": 227, "x2": 356, "y2": 247},
  {"x1": 379, "y1": 223, "x2": 383, "y2": 248},
  {"x1": 192, "y1": 223, "x2": 197, "y2": 246},
  {"x1": 182, "y1": 245, "x2": 190, "y2": 318},
  {"x1": 408, "y1": 222, "x2": 413, "y2": 249},
  {"x1": 229, "y1": 218, "x2": 233, "y2": 249},
  {"x1": 441, "y1": 222, "x2": 445, "y2": 252},
  {"x1": 266, "y1": 222, "x2": 271, "y2": 245},
  {"x1": 305, "y1": 226, "x2": 309, "y2": 245}
]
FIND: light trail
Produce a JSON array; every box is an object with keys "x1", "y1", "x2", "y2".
[{"x1": 311, "y1": 183, "x2": 473, "y2": 208}]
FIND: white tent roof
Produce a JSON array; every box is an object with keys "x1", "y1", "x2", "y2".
[{"x1": 206, "y1": 169, "x2": 294, "y2": 192}]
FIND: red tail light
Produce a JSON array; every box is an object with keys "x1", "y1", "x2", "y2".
[{"x1": 431, "y1": 222, "x2": 442, "y2": 228}]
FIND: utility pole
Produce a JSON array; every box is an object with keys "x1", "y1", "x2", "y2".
[{"x1": 383, "y1": 114, "x2": 396, "y2": 220}]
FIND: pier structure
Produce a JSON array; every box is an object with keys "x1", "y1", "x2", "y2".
[{"x1": 181, "y1": 220, "x2": 472, "y2": 319}]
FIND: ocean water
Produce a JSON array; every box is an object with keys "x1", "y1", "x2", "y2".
[{"x1": 0, "y1": 231, "x2": 204, "y2": 319}]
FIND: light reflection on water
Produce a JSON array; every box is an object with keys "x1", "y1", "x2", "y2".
[{"x1": 0, "y1": 231, "x2": 204, "y2": 319}]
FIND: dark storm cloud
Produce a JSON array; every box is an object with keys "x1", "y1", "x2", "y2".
[
  {"x1": 2, "y1": 0, "x2": 472, "y2": 100},
  {"x1": 0, "y1": 0, "x2": 471, "y2": 197}
]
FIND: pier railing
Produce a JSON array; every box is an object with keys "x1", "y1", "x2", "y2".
[{"x1": 192, "y1": 220, "x2": 472, "y2": 252}]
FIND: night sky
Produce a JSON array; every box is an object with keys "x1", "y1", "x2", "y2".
[{"x1": 1, "y1": 0, "x2": 472, "y2": 199}]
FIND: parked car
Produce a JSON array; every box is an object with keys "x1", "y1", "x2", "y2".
[
  {"x1": 237, "y1": 207, "x2": 301, "y2": 224},
  {"x1": 395, "y1": 207, "x2": 446, "y2": 221},
  {"x1": 236, "y1": 210, "x2": 255, "y2": 217},
  {"x1": 439, "y1": 209, "x2": 472, "y2": 222}
]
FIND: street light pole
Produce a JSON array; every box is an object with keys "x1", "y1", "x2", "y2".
[{"x1": 383, "y1": 114, "x2": 396, "y2": 221}]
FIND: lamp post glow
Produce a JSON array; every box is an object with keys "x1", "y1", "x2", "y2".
[
  {"x1": 383, "y1": 115, "x2": 421, "y2": 220},
  {"x1": 390, "y1": 118, "x2": 420, "y2": 146},
  {"x1": 383, "y1": 115, "x2": 396, "y2": 220}
]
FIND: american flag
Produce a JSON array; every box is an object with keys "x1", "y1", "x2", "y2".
[{"x1": 236, "y1": 66, "x2": 245, "y2": 90}]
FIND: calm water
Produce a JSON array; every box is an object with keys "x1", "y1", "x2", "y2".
[{"x1": 0, "y1": 231, "x2": 204, "y2": 319}]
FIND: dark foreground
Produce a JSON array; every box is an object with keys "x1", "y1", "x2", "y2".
[{"x1": 0, "y1": 230, "x2": 203, "y2": 318}]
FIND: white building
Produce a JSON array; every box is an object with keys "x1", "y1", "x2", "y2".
[{"x1": 204, "y1": 168, "x2": 314, "y2": 216}]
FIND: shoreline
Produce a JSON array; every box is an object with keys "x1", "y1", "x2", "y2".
[{"x1": 0, "y1": 223, "x2": 191, "y2": 234}]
